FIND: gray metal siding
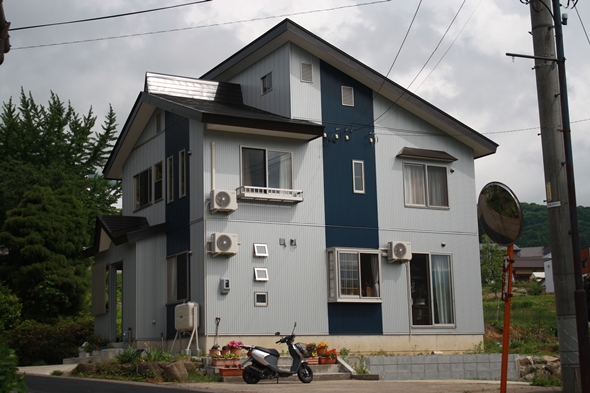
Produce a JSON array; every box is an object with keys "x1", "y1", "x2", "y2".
[
  {"x1": 134, "y1": 234, "x2": 167, "y2": 340},
  {"x1": 373, "y1": 94, "x2": 483, "y2": 335},
  {"x1": 228, "y1": 43, "x2": 291, "y2": 118},
  {"x1": 122, "y1": 245, "x2": 137, "y2": 340},
  {"x1": 289, "y1": 44, "x2": 322, "y2": 123}
]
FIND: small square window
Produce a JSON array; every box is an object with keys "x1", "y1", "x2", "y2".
[
  {"x1": 342, "y1": 86, "x2": 354, "y2": 106},
  {"x1": 261, "y1": 72, "x2": 273, "y2": 95},
  {"x1": 253, "y1": 243, "x2": 268, "y2": 258},
  {"x1": 254, "y1": 292, "x2": 268, "y2": 307},
  {"x1": 254, "y1": 267, "x2": 269, "y2": 282},
  {"x1": 301, "y1": 63, "x2": 313, "y2": 83}
]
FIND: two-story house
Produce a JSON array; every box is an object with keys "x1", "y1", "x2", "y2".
[{"x1": 88, "y1": 19, "x2": 497, "y2": 353}]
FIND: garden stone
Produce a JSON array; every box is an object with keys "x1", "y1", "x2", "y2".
[
  {"x1": 162, "y1": 361, "x2": 188, "y2": 381},
  {"x1": 137, "y1": 362, "x2": 164, "y2": 377},
  {"x1": 76, "y1": 363, "x2": 97, "y2": 373},
  {"x1": 542, "y1": 355, "x2": 559, "y2": 363}
]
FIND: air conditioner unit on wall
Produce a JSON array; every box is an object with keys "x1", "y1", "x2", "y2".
[
  {"x1": 388, "y1": 241, "x2": 412, "y2": 263},
  {"x1": 174, "y1": 302, "x2": 199, "y2": 332},
  {"x1": 210, "y1": 189, "x2": 238, "y2": 213},
  {"x1": 211, "y1": 232, "x2": 239, "y2": 256}
]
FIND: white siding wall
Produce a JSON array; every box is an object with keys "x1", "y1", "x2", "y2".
[
  {"x1": 228, "y1": 43, "x2": 291, "y2": 118},
  {"x1": 289, "y1": 44, "x2": 322, "y2": 124},
  {"x1": 200, "y1": 129, "x2": 327, "y2": 335},
  {"x1": 373, "y1": 94, "x2": 484, "y2": 335}
]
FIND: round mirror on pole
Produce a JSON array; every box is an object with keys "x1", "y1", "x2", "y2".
[{"x1": 477, "y1": 182, "x2": 523, "y2": 246}]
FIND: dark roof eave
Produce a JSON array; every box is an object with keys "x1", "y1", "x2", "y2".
[{"x1": 201, "y1": 113, "x2": 323, "y2": 139}]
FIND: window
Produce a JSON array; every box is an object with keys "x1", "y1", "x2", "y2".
[
  {"x1": 410, "y1": 254, "x2": 454, "y2": 326},
  {"x1": 352, "y1": 160, "x2": 365, "y2": 194},
  {"x1": 167, "y1": 253, "x2": 189, "y2": 304},
  {"x1": 241, "y1": 147, "x2": 292, "y2": 189},
  {"x1": 254, "y1": 267, "x2": 269, "y2": 282},
  {"x1": 342, "y1": 86, "x2": 354, "y2": 106},
  {"x1": 301, "y1": 62, "x2": 313, "y2": 83},
  {"x1": 134, "y1": 168, "x2": 152, "y2": 210},
  {"x1": 154, "y1": 161, "x2": 163, "y2": 202},
  {"x1": 254, "y1": 292, "x2": 268, "y2": 307},
  {"x1": 327, "y1": 248, "x2": 381, "y2": 303},
  {"x1": 261, "y1": 72, "x2": 272, "y2": 95},
  {"x1": 253, "y1": 243, "x2": 268, "y2": 258},
  {"x1": 403, "y1": 163, "x2": 448, "y2": 208},
  {"x1": 179, "y1": 150, "x2": 186, "y2": 198},
  {"x1": 167, "y1": 156, "x2": 174, "y2": 203}
]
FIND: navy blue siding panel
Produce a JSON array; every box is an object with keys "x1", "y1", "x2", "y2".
[
  {"x1": 165, "y1": 113, "x2": 190, "y2": 254},
  {"x1": 328, "y1": 303, "x2": 383, "y2": 335},
  {"x1": 320, "y1": 60, "x2": 378, "y2": 249},
  {"x1": 166, "y1": 304, "x2": 176, "y2": 339}
]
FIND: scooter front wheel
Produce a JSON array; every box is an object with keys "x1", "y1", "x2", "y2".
[
  {"x1": 297, "y1": 364, "x2": 313, "y2": 383},
  {"x1": 242, "y1": 365, "x2": 261, "y2": 384}
]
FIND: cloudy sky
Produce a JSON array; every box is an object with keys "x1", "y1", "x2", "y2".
[{"x1": 2, "y1": 0, "x2": 589, "y2": 206}]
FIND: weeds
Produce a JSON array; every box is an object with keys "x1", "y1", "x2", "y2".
[
  {"x1": 51, "y1": 370, "x2": 64, "y2": 376},
  {"x1": 531, "y1": 374, "x2": 562, "y2": 387}
]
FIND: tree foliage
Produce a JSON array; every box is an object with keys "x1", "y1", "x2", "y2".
[
  {"x1": 480, "y1": 234, "x2": 505, "y2": 295},
  {"x1": 0, "y1": 283, "x2": 21, "y2": 336}
]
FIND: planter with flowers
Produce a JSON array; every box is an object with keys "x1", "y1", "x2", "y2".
[
  {"x1": 319, "y1": 348, "x2": 339, "y2": 364},
  {"x1": 209, "y1": 344, "x2": 221, "y2": 357},
  {"x1": 220, "y1": 345, "x2": 230, "y2": 355},
  {"x1": 316, "y1": 341, "x2": 329, "y2": 357},
  {"x1": 303, "y1": 342, "x2": 318, "y2": 364},
  {"x1": 227, "y1": 340, "x2": 243, "y2": 356},
  {"x1": 211, "y1": 352, "x2": 240, "y2": 367}
]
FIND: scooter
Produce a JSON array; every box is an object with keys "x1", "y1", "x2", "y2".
[{"x1": 240, "y1": 322, "x2": 313, "y2": 384}]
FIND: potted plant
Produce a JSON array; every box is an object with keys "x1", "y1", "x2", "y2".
[
  {"x1": 227, "y1": 340, "x2": 243, "y2": 356},
  {"x1": 317, "y1": 341, "x2": 329, "y2": 357},
  {"x1": 221, "y1": 345, "x2": 230, "y2": 355},
  {"x1": 319, "y1": 348, "x2": 338, "y2": 364},
  {"x1": 303, "y1": 342, "x2": 318, "y2": 364},
  {"x1": 209, "y1": 344, "x2": 221, "y2": 357}
]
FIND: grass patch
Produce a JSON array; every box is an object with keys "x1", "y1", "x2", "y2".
[
  {"x1": 51, "y1": 370, "x2": 64, "y2": 376},
  {"x1": 531, "y1": 374, "x2": 562, "y2": 387}
]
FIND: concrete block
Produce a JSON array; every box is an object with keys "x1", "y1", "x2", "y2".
[
  {"x1": 368, "y1": 356, "x2": 384, "y2": 365},
  {"x1": 464, "y1": 354, "x2": 478, "y2": 363},
  {"x1": 411, "y1": 364, "x2": 425, "y2": 373},
  {"x1": 450, "y1": 355, "x2": 464, "y2": 363},
  {"x1": 425, "y1": 371, "x2": 439, "y2": 380},
  {"x1": 476, "y1": 354, "x2": 490, "y2": 363},
  {"x1": 451, "y1": 370, "x2": 464, "y2": 379},
  {"x1": 383, "y1": 365, "x2": 397, "y2": 374},
  {"x1": 397, "y1": 356, "x2": 413, "y2": 364},
  {"x1": 438, "y1": 371, "x2": 452, "y2": 379},
  {"x1": 382, "y1": 356, "x2": 397, "y2": 365},
  {"x1": 477, "y1": 362, "x2": 491, "y2": 371},
  {"x1": 425, "y1": 363, "x2": 438, "y2": 372},
  {"x1": 438, "y1": 362, "x2": 451, "y2": 372},
  {"x1": 437, "y1": 355, "x2": 452, "y2": 364},
  {"x1": 451, "y1": 362, "x2": 464, "y2": 371},
  {"x1": 464, "y1": 362, "x2": 476, "y2": 371},
  {"x1": 489, "y1": 353, "x2": 502, "y2": 362},
  {"x1": 397, "y1": 364, "x2": 411, "y2": 373},
  {"x1": 477, "y1": 370, "x2": 492, "y2": 380},
  {"x1": 423, "y1": 356, "x2": 438, "y2": 364}
]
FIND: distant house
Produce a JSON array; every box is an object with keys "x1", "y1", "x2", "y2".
[
  {"x1": 512, "y1": 246, "x2": 551, "y2": 282},
  {"x1": 87, "y1": 19, "x2": 497, "y2": 353}
]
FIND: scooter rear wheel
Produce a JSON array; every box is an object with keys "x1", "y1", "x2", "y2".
[
  {"x1": 297, "y1": 364, "x2": 313, "y2": 383},
  {"x1": 242, "y1": 366, "x2": 261, "y2": 384}
]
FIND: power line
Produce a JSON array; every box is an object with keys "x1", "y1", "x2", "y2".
[
  {"x1": 575, "y1": 6, "x2": 590, "y2": 46},
  {"x1": 11, "y1": 0, "x2": 391, "y2": 50},
  {"x1": 10, "y1": 0, "x2": 212, "y2": 31}
]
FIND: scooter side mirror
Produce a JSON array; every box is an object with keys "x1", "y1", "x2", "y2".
[{"x1": 275, "y1": 332, "x2": 281, "y2": 336}]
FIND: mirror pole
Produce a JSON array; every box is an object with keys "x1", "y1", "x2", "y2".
[{"x1": 500, "y1": 245, "x2": 514, "y2": 393}]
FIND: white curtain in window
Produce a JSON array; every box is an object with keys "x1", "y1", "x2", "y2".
[
  {"x1": 371, "y1": 254, "x2": 380, "y2": 297},
  {"x1": 431, "y1": 255, "x2": 453, "y2": 324},
  {"x1": 427, "y1": 166, "x2": 448, "y2": 207},
  {"x1": 404, "y1": 164, "x2": 425, "y2": 205},
  {"x1": 268, "y1": 151, "x2": 292, "y2": 189}
]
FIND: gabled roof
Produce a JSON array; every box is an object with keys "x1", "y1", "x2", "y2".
[
  {"x1": 104, "y1": 72, "x2": 324, "y2": 179},
  {"x1": 84, "y1": 215, "x2": 168, "y2": 257},
  {"x1": 202, "y1": 19, "x2": 497, "y2": 159}
]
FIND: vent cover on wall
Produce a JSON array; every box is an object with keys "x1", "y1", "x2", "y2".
[
  {"x1": 210, "y1": 189, "x2": 237, "y2": 213},
  {"x1": 211, "y1": 232, "x2": 239, "y2": 256},
  {"x1": 301, "y1": 62, "x2": 313, "y2": 83},
  {"x1": 388, "y1": 241, "x2": 412, "y2": 263}
]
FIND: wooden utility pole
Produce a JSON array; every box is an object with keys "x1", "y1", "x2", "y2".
[{"x1": 528, "y1": 1, "x2": 587, "y2": 391}]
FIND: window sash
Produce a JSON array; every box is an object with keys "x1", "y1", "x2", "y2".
[
  {"x1": 261, "y1": 72, "x2": 272, "y2": 95},
  {"x1": 352, "y1": 160, "x2": 365, "y2": 194},
  {"x1": 241, "y1": 147, "x2": 293, "y2": 189},
  {"x1": 154, "y1": 161, "x2": 163, "y2": 202},
  {"x1": 328, "y1": 249, "x2": 381, "y2": 302},
  {"x1": 134, "y1": 168, "x2": 152, "y2": 210},
  {"x1": 179, "y1": 150, "x2": 186, "y2": 198},
  {"x1": 167, "y1": 156, "x2": 174, "y2": 203},
  {"x1": 404, "y1": 163, "x2": 448, "y2": 208},
  {"x1": 167, "y1": 253, "x2": 189, "y2": 304}
]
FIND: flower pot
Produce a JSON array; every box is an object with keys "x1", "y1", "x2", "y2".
[
  {"x1": 230, "y1": 348, "x2": 242, "y2": 356},
  {"x1": 218, "y1": 367, "x2": 243, "y2": 377},
  {"x1": 209, "y1": 349, "x2": 221, "y2": 357},
  {"x1": 305, "y1": 357, "x2": 319, "y2": 365},
  {"x1": 220, "y1": 349, "x2": 230, "y2": 355},
  {"x1": 317, "y1": 348, "x2": 327, "y2": 357},
  {"x1": 319, "y1": 357, "x2": 337, "y2": 364}
]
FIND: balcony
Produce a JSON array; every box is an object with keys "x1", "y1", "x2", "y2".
[{"x1": 236, "y1": 186, "x2": 303, "y2": 203}]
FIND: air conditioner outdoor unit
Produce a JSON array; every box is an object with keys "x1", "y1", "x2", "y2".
[
  {"x1": 210, "y1": 189, "x2": 238, "y2": 213},
  {"x1": 174, "y1": 302, "x2": 199, "y2": 332},
  {"x1": 388, "y1": 241, "x2": 412, "y2": 262},
  {"x1": 211, "y1": 232, "x2": 239, "y2": 256}
]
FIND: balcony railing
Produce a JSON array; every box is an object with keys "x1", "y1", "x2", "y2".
[{"x1": 236, "y1": 186, "x2": 303, "y2": 203}]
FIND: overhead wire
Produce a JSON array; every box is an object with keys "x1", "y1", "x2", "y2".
[
  {"x1": 575, "y1": 6, "x2": 590, "y2": 46},
  {"x1": 11, "y1": 0, "x2": 391, "y2": 50},
  {"x1": 10, "y1": 0, "x2": 213, "y2": 31}
]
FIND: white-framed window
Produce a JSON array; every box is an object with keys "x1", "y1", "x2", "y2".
[
  {"x1": 301, "y1": 62, "x2": 313, "y2": 83},
  {"x1": 352, "y1": 160, "x2": 365, "y2": 194},
  {"x1": 409, "y1": 253, "x2": 454, "y2": 326},
  {"x1": 154, "y1": 161, "x2": 163, "y2": 202},
  {"x1": 241, "y1": 147, "x2": 293, "y2": 189},
  {"x1": 167, "y1": 155, "x2": 174, "y2": 203},
  {"x1": 134, "y1": 167, "x2": 152, "y2": 211},
  {"x1": 254, "y1": 267, "x2": 269, "y2": 282},
  {"x1": 342, "y1": 86, "x2": 354, "y2": 106},
  {"x1": 327, "y1": 248, "x2": 382, "y2": 303},
  {"x1": 261, "y1": 72, "x2": 272, "y2": 95},
  {"x1": 403, "y1": 163, "x2": 449, "y2": 208},
  {"x1": 167, "y1": 252, "x2": 189, "y2": 304},
  {"x1": 179, "y1": 150, "x2": 186, "y2": 198},
  {"x1": 253, "y1": 243, "x2": 268, "y2": 258},
  {"x1": 254, "y1": 292, "x2": 268, "y2": 307}
]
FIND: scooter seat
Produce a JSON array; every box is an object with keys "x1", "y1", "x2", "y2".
[{"x1": 256, "y1": 346, "x2": 280, "y2": 357}]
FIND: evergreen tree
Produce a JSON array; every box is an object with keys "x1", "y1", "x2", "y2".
[{"x1": 480, "y1": 234, "x2": 505, "y2": 295}]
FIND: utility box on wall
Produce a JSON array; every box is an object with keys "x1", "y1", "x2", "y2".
[{"x1": 174, "y1": 302, "x2": 199, "y2": 332}]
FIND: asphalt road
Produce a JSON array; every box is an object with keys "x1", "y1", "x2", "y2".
[{"x1": 23, "y1": 375, "x2": 561, "y2": 393}]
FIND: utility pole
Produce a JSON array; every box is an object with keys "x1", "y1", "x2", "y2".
[
  {"x1": 0, "y1": 0, "x2": 10, "y2": 65},
  {"x1": 527, "y1": 1, "x2": 588, "y2": 391}
]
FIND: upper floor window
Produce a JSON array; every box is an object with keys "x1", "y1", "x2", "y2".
[
  {"x1": 241, "y1": 147, "x2": 292, "y2": 190},
  {"x1": 167, "y1": 155, "x2": 174, "y2": 203},
  {"x1": 134, "y1": 167, "x2": 152, "y2": 211},
  {"x1": 410, "y1": 253, "x2": 454, "y2": 326},
  {"x1": 261, "y1": 72, "x2": 272, "y2": 95},
  {"x1": 327, "y1": 248, "x2": 381, "y2": 303},
  {"x1": 352, "y1": 160, "x2": 365, "y2": 194},
  {"x1": 403, "y1": 163, "x2": 448, "y2": 208},
  {"x1": 154, "y1": 161, "x2": 163, "y2": 202},
  {"x1": 179, "y1": 150, "x2": 186, "y2": 198},
  {"x1": 301, "y1": 62, "x2": 313, "y2": 83},
  {"x1": 341, "y1": 86, "x2": 354, "y2": 106}
]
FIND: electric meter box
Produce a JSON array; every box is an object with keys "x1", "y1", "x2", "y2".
[{"x1": 174, "y1": 302, "x2": 199, "y2": 332}]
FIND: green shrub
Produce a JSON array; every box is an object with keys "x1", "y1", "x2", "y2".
[
  {"x1": 0, "y1": 337, "x2": 27, "y2": 392},
  {"x1": 8, "y1": 316, "x2": 94, "y2": 366},
  {"x1": 115, "y1": 345, "x2": 142, "y2": 364},
  {"x1": 0, "y1": 283, "x2": 21, "y2": 335}
]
